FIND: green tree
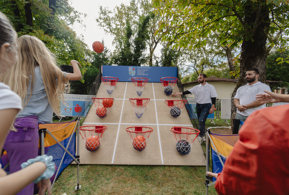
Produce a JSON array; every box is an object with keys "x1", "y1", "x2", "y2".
[
  {"x1": 153, "y1": 0, "x2": 289, "y2": 83},
  {"x1": 153, "y1": 0, "x2": 289, "y2": 119},
  {"x1": 266, "y1": 50, "x2": 289, "y2": 89},
  {"x1": 112, "y1": 14, "x2": 152, "y2": 66},
  {"x1": 71, "y1": 48, "x2": 110, "y2": 94},
  {"x1": 97, "y1": 0, "x2": 164, "y2": 66},
  {"x1": 0, "y1": 0, "x2": 90, "y2": 70},
  {"x1": 159, "y1": 45, "x2": 181, "y2": 67}
]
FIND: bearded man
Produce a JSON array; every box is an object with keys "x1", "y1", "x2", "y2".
[{"x1": 234, "y1": 68, "x2": 271, "y2": 122}]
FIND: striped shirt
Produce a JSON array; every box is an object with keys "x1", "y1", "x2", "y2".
[
  {"x1": 188, "y1": 83, "x2": 218, "y2": 104},
  {"x1": 234, "y1": 81, "x2": 271, "y2": 116}
]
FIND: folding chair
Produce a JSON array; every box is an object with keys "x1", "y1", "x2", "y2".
[
  {"x1": 205, "y1": 127, "x2": 239, "y2": 195},
  {"x1": 39, "y1": 117, "x2": 81, "y2": 191}
]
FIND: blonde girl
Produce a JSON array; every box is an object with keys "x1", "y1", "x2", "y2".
[
  {"x1": 0, "y1": 11, "x2": 58, "y2": 195},
  {"x1": 0, "y1": 35, "x2": 82, "y2": 195}
]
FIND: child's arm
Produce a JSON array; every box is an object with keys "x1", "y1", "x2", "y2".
[
  {"x1": 0, "y1": 162, "x2": 47, "y2": 195},
  {"x1": 65, "y1": 60, "x2": 82, "y2": 81}
]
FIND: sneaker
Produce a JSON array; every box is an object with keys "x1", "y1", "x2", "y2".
[
  {"x1": 202, "y1": 136, "x2": 206, "y2": 142},
  {"x1": 198, "y1": 136, "x2": 204, "y2": 144}
]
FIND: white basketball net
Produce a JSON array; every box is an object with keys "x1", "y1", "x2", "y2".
[
  {"x1": 105, "y1": 85, "x2": 115, "y2": 94},
  {"x1": 133, "y1": 106, "x2": 146, "y2": 118},
  {"x1": 135, "y1": 86, "x2": 144, "y2": 96}
]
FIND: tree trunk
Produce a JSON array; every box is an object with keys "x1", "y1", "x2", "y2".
[
  {"x1": 24, "y1": 1, "x2": 33, "y2": 27},
  {"x1": 49, "y1": 0, "x2": 57, "y2": 14},
  {"x1": 231, "y1": 0, "x2": 270, "y2": 123},
  {"x1": 11, "y1": 1, "x2": 22, "y2": 31},
  {"x1": 223, "y1": 46, "x2": 235, "y2": 79}
]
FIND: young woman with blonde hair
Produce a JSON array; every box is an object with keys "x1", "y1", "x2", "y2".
[
  {"x1": 0, "y1": 34, "x2": 82, "y2": 194},
  {"x1": 0, "y1": 12, "x2": 57, "y2": 195}
]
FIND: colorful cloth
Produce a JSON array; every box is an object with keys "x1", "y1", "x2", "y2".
[{"x1": 215, "y1": 105, "x2": 289, "y2": 195}]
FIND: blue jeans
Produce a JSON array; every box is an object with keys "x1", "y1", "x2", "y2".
[{"x1": 196, "y1": 103, "x2": 212, "y2": 137}]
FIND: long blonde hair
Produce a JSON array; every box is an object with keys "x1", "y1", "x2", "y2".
[{"x1": 0, "y1": 35, "x2": 67, "y2": 116}]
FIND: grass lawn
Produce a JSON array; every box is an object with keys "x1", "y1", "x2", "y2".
[{"x1": 52, "y1": 116, "x2": 230, "y2": 195}]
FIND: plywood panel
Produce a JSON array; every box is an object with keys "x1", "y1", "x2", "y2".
[
  {"x1": 79, "y1": 124, "x2": 118, "y2": 164},
  {"x1": 80, "y1": 81, "x2": 206, "y2": 166},
  {"x1": 156, "y1": 100, "x2": 192, "y2": 125},
  {"x1": 113, "y1": 125, "x2": 162, "y2": 165},
  {"x1": 96, "y1": 82, "x2": 126, "y2": 98},
  {"x1": 153, "y1": 82, "x2": 180, "y2": 100},
  {"x1": 159, "y1": 126, "x2": 205, "y2": 166},
  {"x1": 84, "y1": 100, "x2": 122, "y2": 124},
  {"x1": 125, "y1": 82, "x2": 154, "y2": 99},
  {"x1": 121, "y1": 100, "x2": 156, "y2": 124}
]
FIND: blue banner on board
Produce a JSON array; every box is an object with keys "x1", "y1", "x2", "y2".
[{"x1": 102, "y1": 65, "x2": 178, "y2": 82}]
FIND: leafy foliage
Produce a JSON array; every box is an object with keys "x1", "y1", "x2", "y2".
[
  {"x1": 70, "y1": 47, "x2": 110, "y2": 94},
  {"x1": 0, "y1": 0, "x2": 91, "y2": 73},
  {"x1": 153, "y1": 0, "x2": 289, "y2": 83},
  {"x1": 97, "y1": 0, "x2": 164, "y2": 66},
  {"x1": 111, "y1": 14, "x2": 153, "y2": 66},
  {"x1": 266, "y1": 50, "x2": 289, "y2": 89}
]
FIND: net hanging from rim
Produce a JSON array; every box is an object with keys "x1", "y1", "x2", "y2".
[
  {"x1": 126, "y1": 126, "x2": 153, "y2": 151},
  {"x1": 160, "y1": 77, "x2": 178, "y2": 87},
  {"x1": 92, "y1": 98, "x2": 114, "y2": 118},
  {"x1": 129, "y1": 98, "x2": 150, "y2": 118},
  {"x1": 171, "y1": 126, "x2": 200, "y2": 155},
  {"x1": 101, "y1": 76, "x2": 119, "y2": 94},
  {"x1": 164, "y1": 100, "x2": 187, "y2": 109},
  {"x1": 171, "y1": 126, "x2": 200, "y2": 144},
  {"x1": 79, "y1": 125, "x2": 107, "y2": 151},
  {"x1": 131, "y1": 77, "x2": 149, "y2": 96}
]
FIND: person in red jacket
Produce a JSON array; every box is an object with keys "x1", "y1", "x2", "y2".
[{"x1": 207, "y1": 104, "x2": 289, "y2": 195}]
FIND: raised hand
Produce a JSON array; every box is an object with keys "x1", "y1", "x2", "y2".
[{"x1": 256, "y1": 90, "x2": 280, "y2": 104}]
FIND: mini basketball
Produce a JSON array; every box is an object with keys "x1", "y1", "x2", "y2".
[
  {"x1": 92, "y1": 41, "x2": 104, "y2": 53},
  {"x1": 176, "y1": 140, "x2": 191, "y2": 155},
  {"x1": 96, "y1": 106, "x2": 107, "y2": 118},
  {"x1": 102, "y1": 98, "x2": 113, "y2": 108},
  {"x1": 164, "y1": 85, "x2": 173, "y2": 96},
  {"x1": 85, "y1": 136, "x2": 100, "y2": 151},
  {"x1": 170, "y1": 106, "x2": 181, "y2": 117},
  {"x1": 133, "y1": 135, "x2": 146, "y2": 151}
]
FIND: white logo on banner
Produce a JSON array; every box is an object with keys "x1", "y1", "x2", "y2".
[{"x1": 128, "y1": 67, "x2": 136, "y2": 76}]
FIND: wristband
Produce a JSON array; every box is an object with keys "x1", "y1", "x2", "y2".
[{"x1": 21, "y1": 155, "x2": 55, "y2": 183}]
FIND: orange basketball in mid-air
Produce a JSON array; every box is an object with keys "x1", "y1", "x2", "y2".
[
  {"x1": 85, "y1": 136, "x2": 100, "y2": 151},
  {"x1": 92, "y1": 41, "x2": 104, "y2": 53},
  {"x1": 96, "y1": 106, "x2": 107, "y2": 118},
  {"x1": 133, "y1": 135, "x2": 146, "y2": 151},
  {"x1": 102, "y1": 98, "x2": 113, "y2": 108}
]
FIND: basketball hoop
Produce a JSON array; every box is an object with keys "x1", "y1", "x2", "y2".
[
  {"x1": 160, "y1": 77, "x2": 178, "y2": 96},
  {"x1": 79, "y1": 125, "x2": 107, "y2": 152},
  {"x1": 164, "y1": 100, "x2": 187, "y2": 117},
  {"x1": 92, "y1": 98, "x2": 114, "y2": 118},
  {"x1": 171, "y1": 126, "x2": 200, "y2": 155},
  {"x1": 129, "y1": 98, "x2": 150, "y2": 118},
  {"x1": 131, "y1": 77, "x2": 149, "y2": 96},
  {"x1": 126, "y1": 126, "x2": 153, "y2": 151},
  {"x1": 101, "y1": 76, "x2": 119, "y2": 94}
]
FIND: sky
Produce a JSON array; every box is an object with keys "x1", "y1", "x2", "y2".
[{"x1": 69, "y1": 0, "x2": 131, "y2": 53}]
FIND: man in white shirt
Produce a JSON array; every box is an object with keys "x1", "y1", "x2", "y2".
[
  {"x1": 173, "y1": 74, "x2": 218, "y2": 143},
  {"x1": 234, "y1": 68, "x2": 271, "y2": 122}
]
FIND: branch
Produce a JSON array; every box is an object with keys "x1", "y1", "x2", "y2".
[
  {"x1": 251, "y1": 3, "x2": 262, "y2": 35},
  {"x1": 231, "y1": 0, "x2": 247, "y2": 29}
]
